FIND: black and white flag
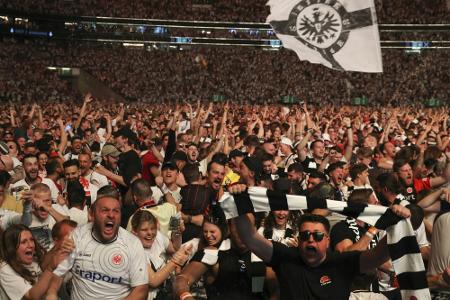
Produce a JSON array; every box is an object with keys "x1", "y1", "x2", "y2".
[
  {"x1": 219, "y1": 187, "x2": 430, "y2": 300},
  {"x1": 267, "y1": 0, "x2": 383, "y2": 72}
]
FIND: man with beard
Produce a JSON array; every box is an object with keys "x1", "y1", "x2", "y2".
[
  {"x1": 393, "y1": 158, "x2": 447, "y2": 204},
  {"x1": 63, "y1": 159, "x2": 98, "y2": 206},
  {"x1": 11, "y1": 154, "x2": 62, "y2": 204},
  {"x1": 78, "y1": 153, "x2": 109, "y2": 189},
  {"x1": 180, "y1": 161, "x2": 225, "y2": 242},
  {"x1": 95, "y1": 144, "x2": 126, "y2": 187},
  {"x1": 53, "y1": 195, "x2": 148, "y2": 299},
  {"x1": 63, "y1": 136, "x2": 83, "y2": 161}
]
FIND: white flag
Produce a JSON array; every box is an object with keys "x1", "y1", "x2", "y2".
[{"x1": 267, "y1": 0, "x2": 383, "y2": 72}]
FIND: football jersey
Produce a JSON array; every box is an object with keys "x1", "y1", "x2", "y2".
[{"x1": 54, "y1": 223, "x2": 148, "y2": 299}]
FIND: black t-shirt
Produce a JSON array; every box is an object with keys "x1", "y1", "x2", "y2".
[
  {"x1": 118, "y1": 149, "x2": 142, "y2": 186},
  {"x1": 330, "y1": 218, "x2": 377, "y2": 250},
  {"x1": 192, "y1": 247, "x2": 264, "y2": 300},
  {"x1": 269, "y1": 242, "x2": 361, "y2": 300},
  {"x1": 301, "y1": 157, "x2": 320, "y2": 174}
]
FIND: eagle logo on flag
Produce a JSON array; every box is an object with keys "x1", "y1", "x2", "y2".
[{"x1": 267, "y1": 0, "x2": 383, "y2": 72}]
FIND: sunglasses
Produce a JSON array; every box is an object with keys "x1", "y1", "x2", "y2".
[{"x1": 299, "y1": 230, "x2": 326, "y2": 242}]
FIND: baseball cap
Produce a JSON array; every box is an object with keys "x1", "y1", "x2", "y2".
[
  {"x1": 101, "y1": 144, "x2": 121, "y2": 158},
  {"x1": 161, "y1": 161, "x2": 179, "y2": 171},
  {"x1": 280, "y1": 137, "x2": 293, "y2": 148},
  {"x1": 171, "y1": 151, "x2": 188, "y2": 162}
]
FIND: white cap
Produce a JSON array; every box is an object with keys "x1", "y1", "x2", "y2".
[{"x1": 280, "y1": 137, "x2": 293, "y2": 148}]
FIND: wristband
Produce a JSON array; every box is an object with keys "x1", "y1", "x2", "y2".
[
  {"x1": 179, "y1": 292, "x2": 193, "y2": 300},
  {"x1": 346, "y1": 126, "x2": 352, "y2": 129},
  {"x1": 187, "y1": 215, "x2": 192, "y2": 224}
]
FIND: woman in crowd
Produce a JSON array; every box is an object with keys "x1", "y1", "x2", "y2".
[
  {"x1": 0, "y1": 224, "x2": 73, "y2": 300},
  {"x1": 130, "y1": 210, "x2": 192, "y2": 300},
  {"x1": 173, "y1": 210, "x2": 265, "y2": 300}
]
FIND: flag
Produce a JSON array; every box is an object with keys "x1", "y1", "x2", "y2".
[
  {"x1": 219, "y1": 187, "x2": 430, "y2": 300},
  {"x1": 267, "y1": 0, "x2": 383, "y2": 72}
]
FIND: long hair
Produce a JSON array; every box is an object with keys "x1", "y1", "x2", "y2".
[
  {"x1": 262, "y1": 211, "x2": 298, "y2": 238},
  {"x1": 0, "y1": 224, "x2": 45, "y2": 284},
  {"x1": 198, "y1": 205, "x2": 229, "y2": 250}
]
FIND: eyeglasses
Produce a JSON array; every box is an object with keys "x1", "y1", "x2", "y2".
[{"x1": 299, "y1": 230, "x2": 327, "y2": 242}]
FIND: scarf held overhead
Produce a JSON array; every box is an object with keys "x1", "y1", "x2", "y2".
[{"x1": 219, "y1": 186, "x2": 430, "y2": 300}]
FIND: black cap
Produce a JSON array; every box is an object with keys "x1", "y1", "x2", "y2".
[
  {"x1": 113, "y1": 126, "x2": 137, "y2": 142},
  {"x1": 229, "y1": 149, "x2": 246, "y2": 160},
  {"x1": 326, "y1": 161, "x2": 346, "y2": 174},
  {"x1": 161, "y1": 161, "x2": 179, "y2": 171},
  {"x1": 243, "y1": 156, "x2": 263, "y2": 178},
  {"x1": 171, "y1": 151, "x2": 188, "y2": 162}
]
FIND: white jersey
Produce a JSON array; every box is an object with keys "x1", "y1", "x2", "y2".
[
  {"x1": 10, "y1": 177, "x2": 61, "y2": 204},
  {"x1": 54, "y1": 223, "x2": 148, "y2": 300}
]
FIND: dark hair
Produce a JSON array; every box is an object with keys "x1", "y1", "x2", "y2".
[
  {"x1": 308, "y1": 170, "x2": 327, "y2": 181},
  {"x1": 45, "y1": 158, "x2": 61, "y2": 176},
  {"x1": 0, "y1": 225, "x2": 45, "y2": 284},
  {"x1": 63, "y1": 159, "x2": 80, "y2": 169},
  {"x1": 348, "y1": 188, "x2": 374, "y2": 205},
  {"x1": 131, "y1": 179, "x2": 153, "y2": 204},
  {"x1": 130, "y1": 209, "x2": 158, "y2": 231},
  {"x1": 22, "y1": 154, "x2": 38, "y2": 164},
  {"x1": 287, "y1": 162, "x2": 304, "y2": 173},
  {"x1": 67, "y1": 180, "x2": 86, "y2": 208},
  {"x1": 262, "y1": 211, "x2": 298, "y2": 236},
  {"x1": 376, "y1": 173, "x2": 402, "y2": 195},
  {"x1": 349, "y1": 163, "x2": 369, "y2": 181},
  {"x1": 0, "y1": 170, "x2": 11, "y2": 187},
  {"x1": 198, "y1": 205, "x2": 228, "y2": 250},
  {"x1": 356, "y1": 147, "x2": 373, "y2": 159},
  {"x1": 51, "y1": 219, "x2": 77, "y2": 241},
  {"x1": 298, "y1": 214, "x2": 330, "y2": 233},
  {"x1": 309, "y1": 140, "x2": 324, "y2": 150},
  {"x1": 244, "y1": 135, "x2": 260, "y2": 148},
  {"x1": 210, "y1": 152, "x2": 228, "y2": 165},
  {"x1": 393, "y1": 158, "x2": 409, "y2": 173},
  {"x1": 207, "y1": 160, "x2": 225, "y2": 173}
]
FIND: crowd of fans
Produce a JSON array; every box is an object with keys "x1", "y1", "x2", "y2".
[
  {"x1": 1, "y1": 38, "x2": 448, "y2": 106},
  {"x1": 0, "y1": 78, "x2": 449, "y2": 299},
  {"x1": 1, "y1": 0, "x2": 448, "y2": 23},
  {"x1": 0, "y1": 2, "x2": 449, "y2": 298}
]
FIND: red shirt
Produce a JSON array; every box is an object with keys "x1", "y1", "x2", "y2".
[{"x1": 141, "y1": 150, "x2": 160, "y2": 185}]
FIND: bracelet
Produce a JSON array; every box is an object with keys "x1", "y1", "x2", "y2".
[
  {"x1": 346, "y1": 126, "x2": 352, "y2": 129},
  {"x1": 179, "y1": 291, "x2": 193, "y2": 300},
  {"x1": 187, "y1": 215, "x2": 192, "y2": 224}
]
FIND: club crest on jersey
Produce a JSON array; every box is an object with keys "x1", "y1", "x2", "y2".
[
  {"x1": 320, "y1": 275, "x2": 332, "y2": 286},
  {"x1": 112, "y1": 254, "x2": 123, "y2": 265},
  {"x1": 406, "y1": 187, "x2": 413, "y2": 194}
]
